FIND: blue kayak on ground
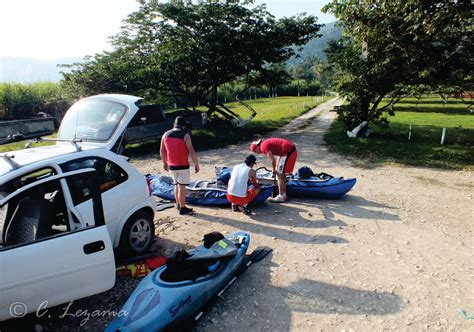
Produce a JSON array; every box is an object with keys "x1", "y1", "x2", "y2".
[
  {"x1": 148, "y1": 174, "x2": 272, "y2": 206},
  {"x1": 216, "y1": 167, "x2": 356, "y2": 199},
  {"x1": 106, "y1": 231, "x2": 250, "y2": 332}
]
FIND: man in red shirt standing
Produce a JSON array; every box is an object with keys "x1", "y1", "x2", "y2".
[
  {"x1": 250, "y1": 137, "x2": 297, "y2": 203},
  {"x1": 160, "y1": 116, "x2": 200, "y2": 215}
]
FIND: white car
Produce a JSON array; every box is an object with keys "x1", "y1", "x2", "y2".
[
  {"x1": 56, "y1": 93, "x2": 202, "y2": 154},
  {"x1": 0, "y1": 144, "x2": 156, "y2": 321}
]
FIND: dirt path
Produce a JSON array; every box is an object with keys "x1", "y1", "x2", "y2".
[{"x1": 132, "y1": 97, "x2": 473, "y2": 331}]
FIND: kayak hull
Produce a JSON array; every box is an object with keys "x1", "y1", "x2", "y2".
[
  {"x1": 217, "y1": 167, "x2": 356, "y2": 199},
  {"x1": 106, "y1": 231, "x2": 250, "y2": 332},
  {"x1": 285, "y1": 177, "x2": 357, "y2": 198},
  {"x1": 148, "y1": 175, "x2": 271, "y2": 206}
]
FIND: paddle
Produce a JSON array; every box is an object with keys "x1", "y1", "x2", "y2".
[
  {"x1": 272, "y1": 173, "x2": 278, "y2": 198},
  {"x1": 256, "y1": 166, "x2": 278, "y2": 198}
]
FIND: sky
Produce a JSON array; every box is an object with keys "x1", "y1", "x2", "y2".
[{"x1": 0, "y1": 0, "x2": 335, "y2": 60}]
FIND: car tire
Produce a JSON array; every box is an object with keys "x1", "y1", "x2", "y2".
[{"x1": 119, "y1": 211, "x2": 155, "y2": 257}]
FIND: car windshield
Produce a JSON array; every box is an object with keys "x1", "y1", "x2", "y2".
[{"x1": 58, "y1": 100, "x2": 127, "y2": 142}]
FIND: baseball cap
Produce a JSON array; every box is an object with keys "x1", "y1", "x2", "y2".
[{"x1": 250, "y1": 139, "x2": 262, "y2": 152}]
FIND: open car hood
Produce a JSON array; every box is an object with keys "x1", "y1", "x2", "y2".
[{"x1": 57, "y1": 94, "x2": 142, "y2": 151}]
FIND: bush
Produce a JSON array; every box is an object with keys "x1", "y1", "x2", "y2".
[{"x1": 0, "y1": 82, "x2": 72, "y2": 120}]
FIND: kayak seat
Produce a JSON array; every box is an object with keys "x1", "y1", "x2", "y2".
[
  {"x1": 160, "y1": 249, "x2": 224, "y2": 282},
  {"x1": 187, "y1": 181, "x2": 227, "y2": 192}
]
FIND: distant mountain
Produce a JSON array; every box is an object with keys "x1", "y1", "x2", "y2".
[
  {"x1": 0, "y1": 57, "x2": 84, "y2": 83},
  {"x1": 1, "y1": 22, "x2": 342, "y2": 83},
  {"x1": 286, "y1": 21, "x2": 343, "y2": 67}
]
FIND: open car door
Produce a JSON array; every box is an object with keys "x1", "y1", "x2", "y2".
[{"x1": 0, "y1": 169, "x2": 116, "y2": 322}]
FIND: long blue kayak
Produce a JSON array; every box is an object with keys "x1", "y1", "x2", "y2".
[
  {"x1": 148, "y1": 174, "x2": 272, "y2": 206},
  {"x1": 216, "y1": 167, "x2": 356, "y2": 199},
  {"x1": 106, "y1": 231, "x2": 250, "y2": 332}
]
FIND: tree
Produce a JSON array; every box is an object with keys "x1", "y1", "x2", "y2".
[
  {"x1": 245, "y1": 64, "x2": 291, "y2": 97},
  {"x1": 62, "y1": 1, "x2": 320, "y2": 111},
  {"x1": 289, "y1": 65, "x2": 306, "y2": 96},
  {"x1": 323, "y1": 0, "x2": 473, "y2": 130}
]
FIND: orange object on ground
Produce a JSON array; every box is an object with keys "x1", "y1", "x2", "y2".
[{"x1": 116, "y1": 255, "x2": 167, "y2": 278}]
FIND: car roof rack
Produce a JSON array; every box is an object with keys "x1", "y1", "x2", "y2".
[
  {"x1": 1, "y1": 154, "x2": 20, "y2": 170},
  {"x1": 0, "y1": 132, "x2": 83, "y2": 152},
  {"x1": 27, "y1": 137, "x2": 83, "y2": 152}
]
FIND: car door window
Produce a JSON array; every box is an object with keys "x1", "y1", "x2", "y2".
[
  {"x1": 0, "y1": 170, "x2": 102, "y2": 249},
  {"x1": 0, "y1": 168, "x2": 58, "y2": 246},
  {"x1": 0, "y1": 167, "x2": 56, "y2": 200},
  {"x1": 61, "y1": 157, "x2": 128, "y2": 205}
]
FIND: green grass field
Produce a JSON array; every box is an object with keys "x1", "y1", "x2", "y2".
[
  {"x1": 325, "y1": 98, "x2": 474, "y2": 170},
  {"x1": 0, "y1": 134, "x2": 56, "y2": 153},
  {"x1": 128, "y1": 96, "x2": 329, "y2": 155}
]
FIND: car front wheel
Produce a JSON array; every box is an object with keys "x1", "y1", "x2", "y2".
[{"x1": 120, "y1": 211, "x2": 155, "y2": 257}]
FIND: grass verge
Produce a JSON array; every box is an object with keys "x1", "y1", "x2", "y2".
[
  {"x1": 127, "y1": 96, "x2": 329, "y2": 156},
  {"x1": 0, "y1": 134, "x2": 56, "y2": 153},
  {"x1": 325, "y1": 98, "x2": 474, "y2": 170}
]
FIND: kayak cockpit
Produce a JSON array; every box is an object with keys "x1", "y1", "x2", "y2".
[{"x1": 154, "y1": 236, "x2": 246, "y2": 286}]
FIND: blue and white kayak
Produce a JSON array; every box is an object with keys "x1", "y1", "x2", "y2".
[
  {"x1": 216, "y1": 167, "x2": 356, "y2": 199},
  {"x1": 148, "y1": 174, "x2": 271, "y2": 206},
  {"x1": 256, "y1": 169, "x2": 356, "y2": 198},
  {"x1": 106, "y1": 231, "x2": 250, "y2": 332}
]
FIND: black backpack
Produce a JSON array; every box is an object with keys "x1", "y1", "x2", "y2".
[{"x1": 296, "y1": 166, "x2": 314, "y2": 179}]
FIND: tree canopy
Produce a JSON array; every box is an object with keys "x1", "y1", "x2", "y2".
[
  {"x1": 323, "y1": 0, "x2": 473, "y2": 130},
  {"x1": 61, "y1": 1, "x2": 320, "y2": 107}
]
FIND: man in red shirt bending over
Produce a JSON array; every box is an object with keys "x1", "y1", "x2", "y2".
[
  {"x1": 161, "y1": 116, "x2": 200, "y2": 215},
  {"x1": 250, "y1": 137, "x2": 297, "y2": 203}
]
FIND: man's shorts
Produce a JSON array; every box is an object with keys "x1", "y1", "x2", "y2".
[
  {"x1": 276, "y1": 148, "x2": 298, "y2": 175},
  {"x1": 226, "y1": 188, "x2": 258, "y2": 205},
  {"x1": 171, "y1": 168, "x2": 190, "y2": 185}
]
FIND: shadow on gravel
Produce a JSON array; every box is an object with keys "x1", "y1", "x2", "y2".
[
  {"x1": 151, "y1": 236, "x2": 195, "y2": 257},
  {"x1": 197, "y1": 251, "x2": 404, "y2": 331},
  {"x1": 284, "y1": 279, "x2": 405, "y2": 315},
  {"x1": 193, "y1": 212, "x2": 348, "y2": 245},
  {"x1": 196, "y1": 252, "x2": 293, "y2": 331},
  {"x1": 295, "y1": 195, "x2": 400, "y2": 223}
]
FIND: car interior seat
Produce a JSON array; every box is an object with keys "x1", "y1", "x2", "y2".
[{"x1": 4, "y1": 189, "x2": 55, "y2": 246}]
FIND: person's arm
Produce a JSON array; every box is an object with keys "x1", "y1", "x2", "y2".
[
  {"x1": 266, "y1": 151, "x2": 276, "y2": 173},
  {"x1": 160, "y1": 133, "x2": 169, "y2": 171},
  {"x1": 184, "y1": 133, "x2": 200, "y2": 173},
  {"x1": 249, "y1": 169, "x2": 259, "y2": 188}
]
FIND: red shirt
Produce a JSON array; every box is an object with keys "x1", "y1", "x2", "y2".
[{"x1": 260, "y1": 138, "x2": 295, "y2": 156}]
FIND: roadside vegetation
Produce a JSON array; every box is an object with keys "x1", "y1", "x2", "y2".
[
  {"x1": 0, "y1": 134, "x2": 57, "y2": 153},
  {"x1": 127, "y1": 96, "x2": 329, "y2": 156},
  {"x1": 0, "y1": 95, "x2": 327, "y2": 155},
  {"x1": 325, "y1": 98, "x2": 474, "y2": 170}
]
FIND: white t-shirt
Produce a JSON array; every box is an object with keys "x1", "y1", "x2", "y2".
[{"x1": 227, "y1": 163, "x2": 250, "y2": 197}]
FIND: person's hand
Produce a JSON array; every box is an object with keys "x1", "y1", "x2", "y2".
[
  {"x1": 163, "y1": 163, "x2": 169, "y2": 171},
  {"x1": 195, "y1": 164, "x2": 200, "y2": 173}
]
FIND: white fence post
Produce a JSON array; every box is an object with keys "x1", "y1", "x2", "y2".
[
  {"x1": 408, "y1": 124, "x2": 412, "y2": 140},
  {"x1": 440, "y1": 128, "x2": 446, "y2": 145}
]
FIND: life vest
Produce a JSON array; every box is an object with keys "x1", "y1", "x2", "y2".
[{"x1": 164, "y1": 128, "x2": 189, "y2": 169}]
